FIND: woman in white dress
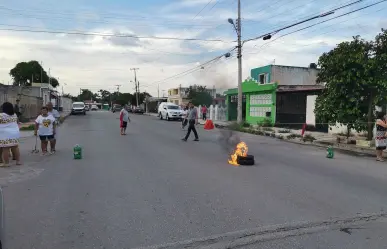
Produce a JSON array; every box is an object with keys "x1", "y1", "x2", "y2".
[{"x1": 0, "y1": 102, "x2": 21, "y2": 167}]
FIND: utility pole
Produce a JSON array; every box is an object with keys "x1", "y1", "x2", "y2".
[
  {"x1": 236, "y1": 0, "x2": 242, "y2": 124},
  {"x1": 115, "y1": 84, "x2": 121, "y2": 94},
  {"x1": 130, "y1": 68, "x2": 139, "y2": 106},
  {"x1": 157, "y1": 84, "x2": 160, "y2": 99}
]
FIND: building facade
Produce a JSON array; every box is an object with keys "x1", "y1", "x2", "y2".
[
  {"x1": 167, "y1": 87, "x2": 189, "y2": 105},
  {"x1": 225, "y1": 64, "x2": 323, "y2": 128},
  {"x1": 167, "y1": 86, "x2": 217, "y2": 106}
]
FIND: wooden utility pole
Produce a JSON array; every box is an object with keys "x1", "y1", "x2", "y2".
[{"x1": 130, "y1": 68, "x2": 139, "y2": 106}]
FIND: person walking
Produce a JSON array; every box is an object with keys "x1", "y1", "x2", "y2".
[
  {"x1": 181, "y1": 105, "x2": 188, "y2": 130},
  {"x1": 35, "y1": 106, "x2": 56, "y2": 156},
  {"x1": 14, "y1": 99, "x2": 21, "y2": 120},
  {"x1": 182, "y1": 102, "x2": 199, "y2": 142},
  {"x1": 119, "y1": 105, "x2": 131, "y2": 135},
  {"x1": 47, "y1": 102, "x2": 61, "y2": 153},
  {"x1": 0, "y1": 102, "x2": 22, "y2": 167},
  {"x1": 201, "y1": 105, "x2": 207, "y2": 121}
]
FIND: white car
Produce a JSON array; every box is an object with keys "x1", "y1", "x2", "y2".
[
  {"x1": 158, "y1": 103, "x2": 183, "y2": 121},
  {"x1": 71, "y1": 102, "x2": 86, "y2": 115},
  {"x1": 91, "y1": 105, "x2": 98, "y2": 111}
]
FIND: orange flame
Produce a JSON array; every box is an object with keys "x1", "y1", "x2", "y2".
[{"x1": 228, "y1": 141, "x2": 248, "y2": 166}]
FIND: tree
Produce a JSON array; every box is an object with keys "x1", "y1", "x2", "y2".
[
  {"x1": 98, "y1": 89, "x2": 111, "y2": 103},
  {"x1": 9, "y1": 60, "x2": 60, "y2": 88},
  {"x1": 315, "y1": 31, "x2": 387, "y2": 140},
  {"x1": 116, "y1": 93, "x2": 133, "y2": 106},
  {"x1": 50, "y1": 77, "x2": 59, "y2": 88},
  {"x1": 78, "y1": 89, "x2": 94, "y2": 101},
  {"x1": 185, "y1": 85, "x2": 213, "y2": 106}
]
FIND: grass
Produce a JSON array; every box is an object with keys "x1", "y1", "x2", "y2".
[
  {"x1": 287, "y1": 134, "x2": 302, "y2": 139},
  {"x1": 226, "y1": 121, "x2": 317, "y2": 144},
  {"x1": 302, "y1": 134, "x2": 316, "y2": 142},
  {"x1": 19, "y1": 124, "x2": 35, "y2": 131}
]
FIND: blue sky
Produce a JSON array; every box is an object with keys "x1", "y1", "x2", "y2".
[{"x1": 0, "y1": 0, "x2": 386, "y2": 95}]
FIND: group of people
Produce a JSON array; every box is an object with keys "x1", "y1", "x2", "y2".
[
  {"x1": 0, "y1": 101, "x2": 61, "y2": 167},
  {"x1": 35, "y1": 103, "x2": 61, "y2": 155}
]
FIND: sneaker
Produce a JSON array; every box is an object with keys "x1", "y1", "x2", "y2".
[
  {"x1": 193, "y1": 138, "x2": 199, "y2": 141},
  {"x1": 181, "y1": 138, "x2": 187, "y2": 141}
]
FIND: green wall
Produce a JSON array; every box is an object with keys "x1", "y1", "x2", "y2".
[
  {"x1": 225, "y1": 79, "x2": 277, "y2": 124},
  {"x1": 251, "y1": 65, "x2": 272, "y2": 82},
  {"x1": 245, "y1": 91, "x2": 276, "y2": 125}
]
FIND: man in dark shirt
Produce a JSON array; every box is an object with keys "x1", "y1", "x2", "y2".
[{"x1": 182, "y1": 102, "x2": 199, "y2": 142}]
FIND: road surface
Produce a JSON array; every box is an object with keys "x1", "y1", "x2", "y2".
[{"x1": 2, "y1": 111, "x2": 387, "y2": 249}]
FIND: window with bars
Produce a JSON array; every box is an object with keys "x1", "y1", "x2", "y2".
[
  {"x1": 250, "y1": 106, "x2": 272, "y2": 117},
  {"x1": 250, "y1": 94, "x2": 272, "y2": 105}
]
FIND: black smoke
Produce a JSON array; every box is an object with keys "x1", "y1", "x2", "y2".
[{"x1": 217, "y1": 129, "x2": 241, "y2": 154}]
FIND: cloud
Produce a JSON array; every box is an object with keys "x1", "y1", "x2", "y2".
[{"x1": 0, "y1": 0, "x2": 385, "y2": 98}]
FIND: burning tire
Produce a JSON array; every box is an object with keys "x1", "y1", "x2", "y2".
[{"x1": 237, "y1": 155, "x2": 255, "y2": 166}]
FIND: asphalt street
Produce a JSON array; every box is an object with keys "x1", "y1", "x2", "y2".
[{"x1": 2, "y1": 111, "x2": 387, "y2": 249}]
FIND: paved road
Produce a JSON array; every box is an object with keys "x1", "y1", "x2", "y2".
[{"x1": 2, "y1": 111, "x2": 387, "y2": 249}]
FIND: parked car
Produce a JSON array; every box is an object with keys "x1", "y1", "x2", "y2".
[
  {"x1": 133, "y1": 107, "x2": 144, "y2": 114},
  {"x1": 112, "y1": 105, "x2": 122, "y2": 113},
  {"x1": 158, "y1": 102, "x2": 183, "y2": 121},
  {"x1": 85, "y1": 105, "x2": 90, "y2": 111},
  {"x1": 71, "y1": 102, "x2": 86, "y2": 115},
  {"x1": 91, "y1": 105, "x2": 98, "y2": 111}
]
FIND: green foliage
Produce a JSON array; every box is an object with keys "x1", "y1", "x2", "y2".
[
  {"x1": 10, "y1": 60, "x2": 60, "y2": 88},
  {"x1": 185, "y1": 85, "x2": 213, "y2": 106},
  {"x1": 257, "y1": 118, "x2": 272, "y2": 127},
  {"x1": 78, "y1": 89, "x2": 94, "y2": 101},
  {"x1": 98, "y1": 89, "x2": 111, "y2": 103},
  {"x1": 75, "y1": 89, "x2": 151, "y2": 106},
  {"x1": 19, "y1": 124, "x2": 35, "y2": 131},
  {"x1": 315, "y1": 30, "x2": 387, "y2": 140}
]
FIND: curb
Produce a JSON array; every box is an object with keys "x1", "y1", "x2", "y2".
[{"x1": 221, "y1": 127, "x2": 380, "y2": 158}]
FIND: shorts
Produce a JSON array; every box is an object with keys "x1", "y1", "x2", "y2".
[
  {"x1": 39, "y1": 135, "x2": 54, "y2": 141},
  {"x1": 121, "y1": 121, "x2": 128, "y2": 128}
]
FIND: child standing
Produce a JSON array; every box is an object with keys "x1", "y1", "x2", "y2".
[{"x1": 34, "y1": 107, "x2": 56, "y2": 155}]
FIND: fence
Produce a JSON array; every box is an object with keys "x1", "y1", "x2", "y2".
[{"x1": 197, "y1": 104, "x2": 227, "y2": 121}]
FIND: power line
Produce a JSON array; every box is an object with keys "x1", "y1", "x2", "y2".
[
  {"x1": 249, "y1": 0, "x2": 387, "y2": 51},
  {"x1": 0, "y1": 27, "x2": 232, "y2": 42},
  {"x1": 141, "y1": 48, "x2": 235, "y2": 88},
  {"x1": 0, "y1": 5, "x2": 219, "y2": 27},
  {"x1": 193, "y1": 0, "x2": 215, "y2": 19},
  {"x1": 244, "y1": 0, "x2": 365, "y2": 43}
]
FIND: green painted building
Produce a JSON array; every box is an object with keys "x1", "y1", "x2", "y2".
[
  {"x1": 225, "y1": 63, "x2": 324, "y2": 127},
  {"x1": 224, "y1": 78, "x2": 278, "y2": 125}
]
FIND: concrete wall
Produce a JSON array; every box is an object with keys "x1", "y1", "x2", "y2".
[
  {"x1": 271, "y1": 65, "x2": 318, "y2": 86},
  {"x1": 306, "y1": 95, "x2": 317, "y2": 126},
  {"x1": 60, "y1": 97, "x2": 73, "y2": 112},
  {"x1": 0, "y1": 87, "x2": 43, "y2": 119}
]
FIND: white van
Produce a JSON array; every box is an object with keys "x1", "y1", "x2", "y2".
[
  {"x1": 158, "y1": 102, "x2": 183, "y2": 121},
  {"x1": 71, "y1": 102, "x2": 86, "y2": 115}
]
